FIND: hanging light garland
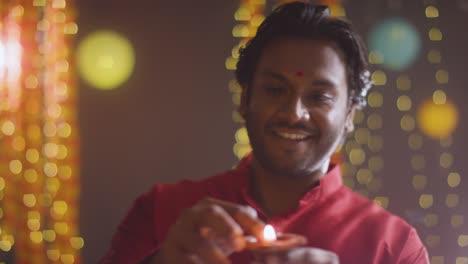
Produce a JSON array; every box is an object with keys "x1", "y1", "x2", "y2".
[
  {"x1": 0, "y1": 0, "x2": 81, "y2": 263},
  {"x1": 418, "y1": 2, "x2": 465, "y2": 263}
]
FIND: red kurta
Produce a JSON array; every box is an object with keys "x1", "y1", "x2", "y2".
[{"x1": 101, "y1": 156, "x2": 429, "y2": 263}]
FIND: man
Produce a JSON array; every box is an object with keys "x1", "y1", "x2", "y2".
[{"x1": 101, "y1": 2, "x2": 429, "y2": 263}]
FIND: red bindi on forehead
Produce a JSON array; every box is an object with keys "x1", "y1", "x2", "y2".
[{"x1": 295, "y1": 71, "x2": 303, "y2": 77}]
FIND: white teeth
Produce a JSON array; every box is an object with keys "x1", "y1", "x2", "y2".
[{"x1": 276, "y1": 132, "x2": 308, "y2": 140}]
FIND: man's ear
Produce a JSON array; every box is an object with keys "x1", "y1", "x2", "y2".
[
  {"x1": 239, "y1": 84, "x2": 249, "y2": 119},
  {"x1": 344, "y1": 105, "x2": 356, "y2": 134}
]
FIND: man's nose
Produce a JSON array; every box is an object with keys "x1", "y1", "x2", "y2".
[{"x1": 281, "y1": 96, "x2": 310, "y2": 122}]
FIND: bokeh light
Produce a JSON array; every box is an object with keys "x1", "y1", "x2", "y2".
[
  {"x1": 77, "y1": 30, "x2": 135, "y2": 90},
  {"x1": 368, "y1": 18, "x2": 421, "y2": 71},
  {"x1": 417, "y1": 97, "x2": 458, "y2": 139}
]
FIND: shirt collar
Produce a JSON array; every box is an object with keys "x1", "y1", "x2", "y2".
[{"x1": 235, "y1": 154, "x2": 343, "y2": 211}]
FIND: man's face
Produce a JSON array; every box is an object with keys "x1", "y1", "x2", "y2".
[{"x1": 240, "y1": 37, "x2": 355, "y2": 178}]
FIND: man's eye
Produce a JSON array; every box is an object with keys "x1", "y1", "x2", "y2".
[
  {"x1": 309, "y1": 93, "x2": 333, "y2": 103},
  {"x1": 266, "y1": 86, "x2": 286, "y2": 96}
]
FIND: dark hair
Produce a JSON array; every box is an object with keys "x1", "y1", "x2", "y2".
[{"x1": 235, "y1": 2, "x2": 371, "y2": 108}]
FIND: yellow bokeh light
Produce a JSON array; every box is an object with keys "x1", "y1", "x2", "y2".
[
  {"x1": 52, "y1": 0, "x2": 66, "y2": 8},
  {"x1": 368, "y1": 135, "x2": 383, "y2": 152},
  {"x1": 368, "y1": 51, "x2": 384, "y2": 64},
  {"x1": 235, "y1": 127, "x2": 250, "y2": 145},
  {"x1": 396, "y1": 95, "x2": 412, "y2": 111},
  {"x1": 396, "y1": 75, "x2": 411, "y2": 90},
  {"x1": 58, "y1": 122, "x2": 72, "y2": 138},
  {"x1": 70, "y1": 237, "x2": 85, "y2": 249},
  {"x1": 233, "y1": 143, "x2": 251, "y2": 160},
  {"x1": 44, "y1": 121, "x2": 57, "y2": 137},
  {"x1": 64, "y1": 22, "x2": 78, "y2": 34},
  {"x1": 452, "y1": 215, "x2": 464, "y2": 228},
  {"x1": 425, "y1": 234, "x2": 440, "y2": 248},
  {"x1": 9, "y1": 160, "x2": 22, "y2": 174},
  {"x1": 24, "y1": 169, "x2": 38, "y2": 183},
  {"x1": 371, "y1": 70, "x2": 386, "y2": 86},
  {"x1": 431, "y1": 256, "x2": 444, "y2": 264},
  {"x1": 428, "y1": 49, "x2": 441, "y2": 64},
  {"x1": 417, "y1": 98, "x2": 458, "y2": 139},
  {"x1": 26, "y1": 148, "x2": 40, "y2": 164},
  {"x1": 52, "y1": 201, "x2": 68, "y2": 216},
  {"x1": 365, "y1": 161, "x2": 380, "y2": 179},
  {"x1": 408, "y1": 133, "x2": 423, "y2": 150},
  {"x1": 440, "y1": 152, "x2": 453, "y2": 168},
  {"x1": 30, "y1": 231, "x2": 43, "y2": 243},
  {"x1": 57, "y1": 145, "x2": 68, "y2": 160},
  {"x1": 44, "y1": 143, "x2": 59, "y2": 158},
  {"x1": 435, "y1": 69, "x2": 449, "y2": 84},
  {"x1": 412, "y1": 175, "x2": 427, "y2": 190},
  {"x1": 77, "y1": 30, "x2": 135, "y2": 90},
  {"x1": 353, "y1": 110, "x2": 364, "y2": 124},
  {"x1": 340, "y1": 162, "x2": 356, "y2": 178},
  {"x1": 28, "y1": 211, "x2": 40, "y2": 219},
  {"x1": 58, "y1": 166, "x2": 72, "y2": 180},
  {"x1": 12, "y1": 136, "x2": 26, "y2": 151},
  {"x1": 373, "y1": 196, "x2": 389, "y2": 209},
  {"x1": 354, "y1": 128, "x2": 369, "y2": 145},
  {"x1": 47, "y1": 104, "x2": 62, "y2": 119},
  {"x1": 356, "y1": 168, "x2": 372, "y2": 184},
  {"x1": 27, "y1": 219, "x2": 40, "y2": 231},
  {"x1": 47, "y1": 178, "x2": 60, "y2": 194},
  {"x1": 400, "y1": 115, "x2": 415, "y2": 131},
  {"x1": 225, "y1": 57, "x2": 238, "y2": 70},
  {"x1": 23, "y1": 194, "x2": 37, "y2": 208},
  {"x1": 43, "y1": 230, "x2": 56, "y2": 242},
  {"x1": 367, "y1": 91, "x2": 383, "y2": 108},
  {"x1": 367, "y1": 113, "x2": 383, "y2": 130},
  {"x1": 433, "y1": 90, "x2": 447, "y2": 105},
  {"x1": 458, "y1": 235, "x2": 468, "y2": 247},
  {"x1": 447, "y1": 172, "x2": 461, "y2": 188},
  {"x1": 425, "y1": 6, "x2": 439, "y2": 18},
  {"x1": 0, "y1": 240, "x2": 12, "y2": 252},
  {"x1": 446, "y1": 194, "x2": 459, "y2": 208},
  {"x1": 457, "y1": 257, "x2": 468, "y2": 264},
  {"x1": 232, "y1": 24, "x2": 250, "y2": 37},
  {"x1": 429, "y1": 28, "x2": 442, "y2": 41},
  {"x1": 424, "y1": 214, "x2": 438, "y2": 227},
  {"x1": 47, "y1": 249, "x2": 60, "y2": 261},
  {"x1": 44, "y1": 162, "x2": 58, "y2": 177},
  {"x1": 234, "y1": 7, "x2": 251, "y2": 21},
  {"x1": 349, "y1": 149, "x2": 365, "y2": 165},
  {"x1": 419, "y1": 194, "x2": 433, "y2": 209},
  {"x1": 55, "y1": 222, "x2": 69, "y2": 235},
  {"x1": 1, "y1": 120, "x2": 15, "y2": 136},
  {"x1": 61, "y1": 254, "x2": 75, "y2": 264},
  {"x1": 250, "y1": 14, "x2": 265, "y2": 27}
]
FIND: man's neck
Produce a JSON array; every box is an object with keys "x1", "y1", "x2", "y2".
[{"x1": 248, "y1": 159, "x2": 328, "y2": 218}]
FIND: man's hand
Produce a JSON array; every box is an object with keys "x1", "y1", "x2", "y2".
[
  {"x1": 253, "y1": 247, "x2": 339, "y2": 264},
  {"x1": 155, "y1": 197, "x2": 265, "y2": 264}
]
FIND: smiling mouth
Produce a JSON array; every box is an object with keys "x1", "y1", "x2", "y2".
[{"x1": 273, "y1": 131, "x2": 311, "y2": 141}]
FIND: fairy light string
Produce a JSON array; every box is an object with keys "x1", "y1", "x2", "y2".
[{"x1": 0, "y1": 1, "x2": 82, "y2": 263}]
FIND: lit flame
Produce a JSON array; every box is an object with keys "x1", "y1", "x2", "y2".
[{"x1": 263, "y1": 224, "x2": 277, "y2": 242}]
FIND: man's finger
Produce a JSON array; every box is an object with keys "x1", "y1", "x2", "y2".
[{"x1": 202, "y1": 197, "x2": 265, "y2": 239}]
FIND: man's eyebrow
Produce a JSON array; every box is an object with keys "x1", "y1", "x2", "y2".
[
  {"x1": 258, "y1": 70, "x2": 290, "y2": 83},
  {"x1": 311, "y1": 78, "x2": 337, "y2": 88}
]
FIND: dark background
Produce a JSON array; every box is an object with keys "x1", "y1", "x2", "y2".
[{"x1": 77, "y1": 1, "x2": 468, "y2": 263}]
